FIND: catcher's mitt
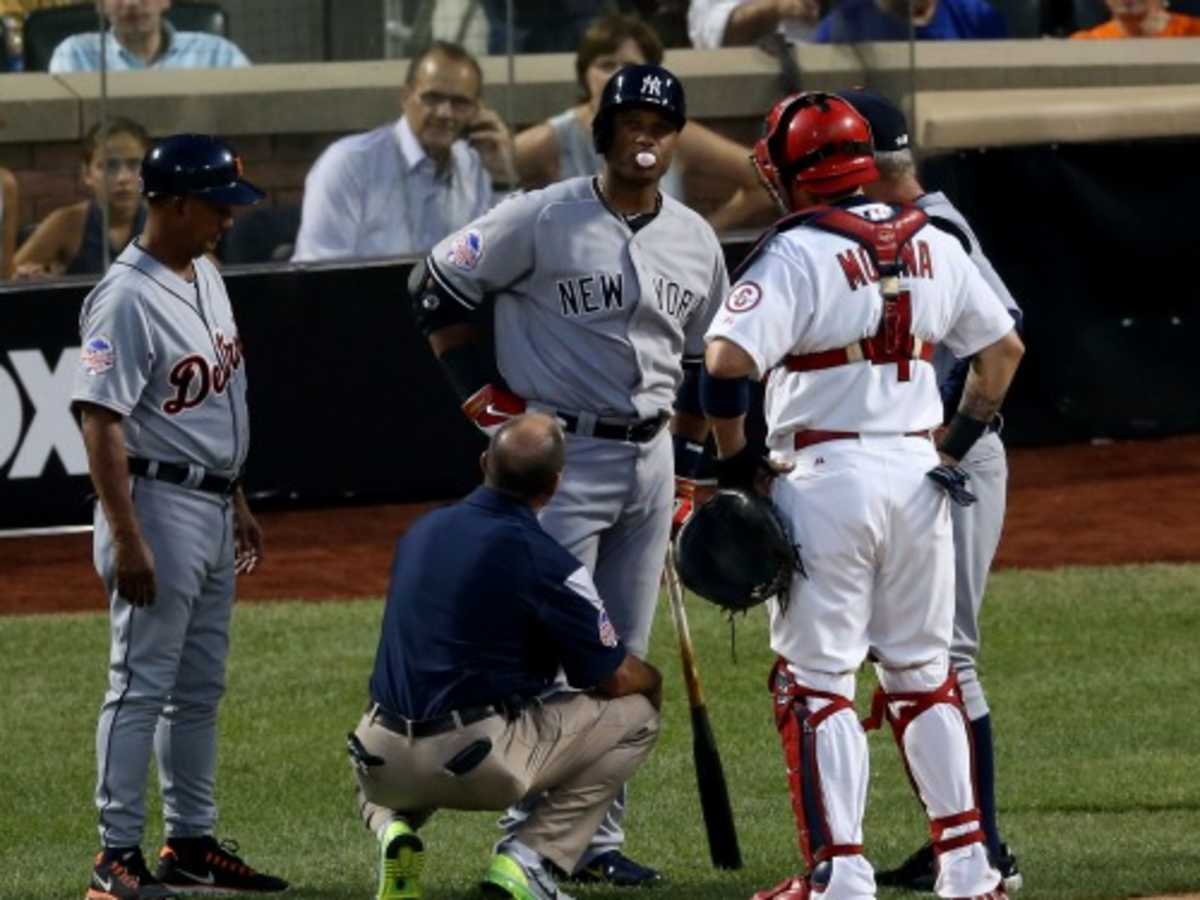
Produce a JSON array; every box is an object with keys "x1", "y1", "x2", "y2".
[{"x1": 673, "y1": 488, "x2": 796, "y2": 613}]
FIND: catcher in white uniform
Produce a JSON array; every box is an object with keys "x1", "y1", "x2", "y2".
[{"x1": 699, "y1": 93, "x2": 1024, "y2": 900}]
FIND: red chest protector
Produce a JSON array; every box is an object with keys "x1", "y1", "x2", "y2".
[{"x1": 780, "y1": 204, "x2": 934, "y2": 382}]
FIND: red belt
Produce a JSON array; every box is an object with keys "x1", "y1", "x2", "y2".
[
  {"x1": 792, "y1": 429, "x2": 932, "y2": 450},
  {"x1": 783, "y1": 339, "x2": 935, "y2": 373}
]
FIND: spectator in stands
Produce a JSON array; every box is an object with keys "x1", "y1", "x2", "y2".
[
  {"x1": 1071, "y1": 0, "x2": 1200, "y2": 36},
  {"x1": 688, "y1": 0, "x2": 820, "y2": 48},
  {"x1": 513, "y1": 13, "x2": 774, "y2": 232},
  {"x1": 13, "y1": 117, "x2": 149, "y2": 279},
  {"x1": 49, "y1": 0, "x2": 249, "y2": 73},
  {"x1": 1, "y1": 166, "x2": 17, "y2": 279},
  {"x1": 812, "y1": 0, "x2": 1007, "y2": 40},
  {"x1": 480, "y1": 0, "x2": 608, "y2": 53},
  {"x1": 292, "y1": 41, "x2": 516, "y2": 263}
]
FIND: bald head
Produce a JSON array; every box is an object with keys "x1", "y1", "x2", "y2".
[{"x1": 483, "y1": 413, "x2": 566, "y2": 504}]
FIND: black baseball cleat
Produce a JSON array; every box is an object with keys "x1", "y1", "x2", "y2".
[
  {"x1": 875, "y1": 842, "x2": 1023, "y2": 894},
  {"x1": 156, "y1": 836, "x2": 288, "y2": 893},
  {"x1": 87, "y1": 847, "x2": 177, "y2": 899},
  {"x1": 992, "y1": 844, "x2": 1023, "y2": 893},
  {"x1": 874, "y1": 842, "x2": 936, "y2": 892},
  {"x1": 568, "y1": 851, "x2": 663, "y2": 887}
]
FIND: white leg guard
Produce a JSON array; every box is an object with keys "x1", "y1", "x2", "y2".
[
  {"x1": 772, "y1": 661, "x2": 876, "y2": 900},
  {"x1": 870, "y1": 659, "x2": 1001, "y2": 899}
]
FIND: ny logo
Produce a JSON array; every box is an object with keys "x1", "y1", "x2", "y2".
[{"x1": 641, "y1": 75, "x2": 663, "y2": 97}]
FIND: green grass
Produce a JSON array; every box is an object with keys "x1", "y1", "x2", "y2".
[{"x1": 2, "y1": 564, "x2": 1199, "y2": 900}]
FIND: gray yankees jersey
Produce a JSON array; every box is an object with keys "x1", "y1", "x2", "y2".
[
  {"x1": 71, "y1": 242, "x2": 249, "y2": 477},
  {"x1": 918, "y1": 192, "x2": 1021, "y2": 389},
  {"x1": 429, "y1": 176, "x2": 729, "y2": 420}
]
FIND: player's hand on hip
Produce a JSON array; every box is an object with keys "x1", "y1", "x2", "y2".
[
  {"x1": 462, "y1": 384, "x2": 527, "y2": 436},
  {"x1": 114, "y1": 533, "x2": 157, "y2": 606},
  {"x1": 926, "y1": 464, "x2": 977, "y2": 506}
]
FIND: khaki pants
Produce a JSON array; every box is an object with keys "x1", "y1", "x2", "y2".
[{"x1": 352, "y1": 692, "x2": 659, "y2": 873}]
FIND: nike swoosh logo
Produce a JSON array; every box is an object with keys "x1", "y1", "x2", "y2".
[
  {"x1": 173, "y1": 868, "x2": 217, "y2": 885},
  {"x1": 95, "y1": 875, "x2": 113, "y2": 892}
]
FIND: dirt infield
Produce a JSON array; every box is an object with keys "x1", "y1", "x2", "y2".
[{"x1": 3, "y1": 435, "x2": 1197, "y2": 616}]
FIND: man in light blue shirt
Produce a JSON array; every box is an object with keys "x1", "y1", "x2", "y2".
[
  {"x1": 292, "y1": 40, "x2": 517, "y2": 263},
  {"x1": 49, "y1": 0, "x2": 250, "y2": 72}
]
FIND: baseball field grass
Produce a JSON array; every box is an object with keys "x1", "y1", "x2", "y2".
[{"x1": 2, "y1": 562, "x2": 1198, "y2": 900}]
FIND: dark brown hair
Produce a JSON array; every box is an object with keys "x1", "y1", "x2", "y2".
[
  {"x1": 575, "y1": 13, "x2": 664, "y2": 101},
  {"x1": 82, "y1": 117, "x2": 151, "y2": 164}
]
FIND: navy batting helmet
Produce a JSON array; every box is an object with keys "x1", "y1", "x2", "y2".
[
  {"x1": 592, "y1": 63, "x2": 687, "y2": 155},
  {"x1": 141, "y1": 134, "x2": 264, "y2": 205}
]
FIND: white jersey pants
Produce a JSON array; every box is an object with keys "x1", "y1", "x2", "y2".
[{"x1": 768, "y1": 434, "x2": 998, "y2": 898}]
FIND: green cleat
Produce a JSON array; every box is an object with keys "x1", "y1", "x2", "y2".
[
  {"x1": 481, "y1": 849, "x2": 575, "y2": 900},
  {"x1": 378, "y1": 819, "x2": 424, "y2": 900}
]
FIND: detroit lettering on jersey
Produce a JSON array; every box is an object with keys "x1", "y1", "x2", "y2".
[
  {"x1": 837, "y1": 239, "x2": 934, "y2": 291},
  {"x1": 164, "y1": 330, "x2": 244, "y2": 415}
]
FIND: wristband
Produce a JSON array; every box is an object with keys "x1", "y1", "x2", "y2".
[
  {"x1": 700, "y1": 368, "x2": 750, "y2": 418},
  {"x1": 939, "y1": 412, "x2": 988, "y2": 461}
]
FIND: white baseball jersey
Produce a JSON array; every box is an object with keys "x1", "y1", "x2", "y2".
[
  {"x1": 429, "y1": 176, "x2": 728, "y2": 420},
  {"x1": 706, "y1": 201, "x2": 1014, "y2": 451},
  {"x1": 71, "y1": 242, "x2": 249, "y2": 477}
]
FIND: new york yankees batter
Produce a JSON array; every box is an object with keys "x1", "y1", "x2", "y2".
[
  {"x1": 411, "y1": 64, "x2": 728, "y2": 889},
  {"x1": 839, "y1": 89, "x2": 1024, "y2": 894},
  {"x1": 699, "y1": 93, "x2": 1024, "y2": 900},
  {"x1": 72, "y1": 134, "x2": 287, "y2": 900}
]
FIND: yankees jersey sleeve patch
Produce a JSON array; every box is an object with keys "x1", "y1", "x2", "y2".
[{"x1": 445, "y1": 228, "x2": 484, "y2": 271}]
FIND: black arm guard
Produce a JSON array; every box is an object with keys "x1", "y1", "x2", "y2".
[
  {"x1": 674, "y1": 488, "x2": 797, "y2": 613},
  {"x1": 408, "y1": 259, "x2": 479, "y2": 338}
]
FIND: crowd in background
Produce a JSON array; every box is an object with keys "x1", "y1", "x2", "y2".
[{"x1": 0, "y1": 0, "x2": 1197, "y2": 281}]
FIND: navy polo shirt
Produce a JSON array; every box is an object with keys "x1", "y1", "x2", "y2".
[{"x1": 369, "y1": 486, "x2": 627, "y2": 720}]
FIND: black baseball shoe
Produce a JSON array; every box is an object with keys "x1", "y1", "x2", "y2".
[
  {"x1": 876, "y1": 842, "x2": 1023, "y2": 894},
  {"x1": 874, "y1": 842, "x2": 936, "y2": 892},
  {"x1": 156, "y1": 836, "x2": 288, "y2": 894},
  {"x1": 87, "y1": 847, "x2": 177, "y2": 899},
  {"x1": 992, "y1": 843, "x2": 1023, "y2": 893},
  {"x1": 568, "y1": 851, "x2": 663, "y2": 887}
]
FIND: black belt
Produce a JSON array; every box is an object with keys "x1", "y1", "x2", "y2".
[
  {"x1": 557, "y1": 412, "x2": 668, "y2": 443},
  {"x1": 129, "y1": 457, "x2": 239, "y2": 495},
  {"x1": 368, "y1": 701, "x2": 501, "y2": 739}
]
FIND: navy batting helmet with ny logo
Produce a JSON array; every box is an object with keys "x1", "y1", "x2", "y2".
[{"x1": 592, "y1": 63, "x2": 687, "y2": 155}]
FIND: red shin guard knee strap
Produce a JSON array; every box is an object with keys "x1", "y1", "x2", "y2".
[
  {"x1": 861, "y1": 671, "x2": 984, "y2": 852},
  {"x1": 770, "y1": 659, "x2": 864, "y2": 870}
]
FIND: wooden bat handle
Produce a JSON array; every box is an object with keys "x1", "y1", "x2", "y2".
[{"x1": 665, "y1": 543, "x2": 705, "y2": 709}]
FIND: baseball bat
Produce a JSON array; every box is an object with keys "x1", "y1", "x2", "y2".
[{"x1": 663, "y1": 543, "x2": 743, "y2": 870}]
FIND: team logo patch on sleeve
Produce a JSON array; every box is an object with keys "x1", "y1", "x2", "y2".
[
  {"x1": 81, "y1": 335, "x2": 115, "y2": 375},
  {"x1": 725, "y1": 281, "x2": 762, "y2": 313},
  {"x1": 445, "y1": 228, "x2": 484, "y2": 271},
  {"x1": 598, "y1": 609, "x2": 619, "y2": 648}
]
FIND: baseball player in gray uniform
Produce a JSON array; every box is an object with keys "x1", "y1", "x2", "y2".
[
  {"x1": 839, "y1": 90, "x2": 1023, "y2": 893},
  {"x1": 72, "y1": 134, "x2": 287, "y2": 900},
  {"x1": 411, "y1": 64, "x2": 728, "y2": 889}
]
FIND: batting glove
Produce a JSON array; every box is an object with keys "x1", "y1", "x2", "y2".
[
  {"x1": 926, "y1": 464, "x2": 977, "y2": 506},
  {"x1": 461, "y1": 384, "x2": 526, "y2": 436}
]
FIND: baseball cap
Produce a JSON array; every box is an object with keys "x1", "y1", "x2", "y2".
[{"x1": 838, "y1": 89, "x2": 910, "y2": 153}]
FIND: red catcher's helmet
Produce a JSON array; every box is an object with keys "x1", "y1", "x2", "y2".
[{"x1": 753, "y1": 92, "x2": 878, "y2": 210}]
